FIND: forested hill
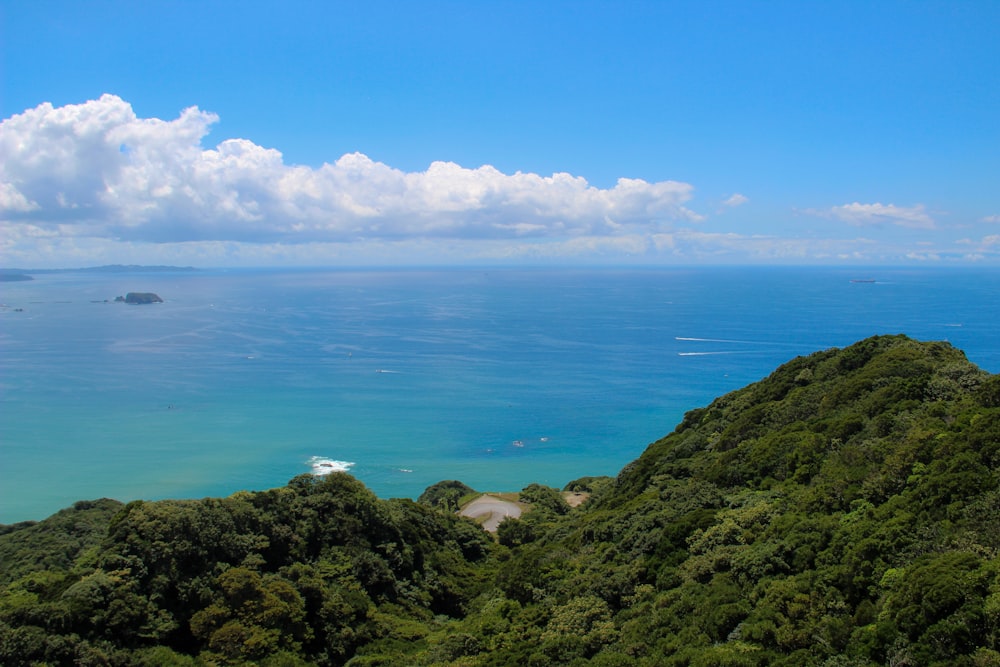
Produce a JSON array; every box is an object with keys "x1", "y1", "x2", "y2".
[{"x1": 2, "y1": 335, "x2": 999, "y2": 666}]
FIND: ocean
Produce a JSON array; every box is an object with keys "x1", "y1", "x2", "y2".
[{"x1": 2, "y1": 266, "x2": 999, "y2": 524}]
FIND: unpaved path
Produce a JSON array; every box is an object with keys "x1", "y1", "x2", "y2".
[{"x1": 459, "y1": 494, "x2": 523, "y2": 532}]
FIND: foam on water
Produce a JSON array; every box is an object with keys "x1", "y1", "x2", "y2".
[{"x1": 308, "y1": 456, "x2": 355, "y2": 476}]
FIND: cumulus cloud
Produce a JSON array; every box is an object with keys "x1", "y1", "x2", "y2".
[
  {"x1": 0, "y1": 95, "x2": 701, "y2": 249},
  {"x1": 6, "y1": 96, "x2": 992, "y2": 268},
  {"x1": 814, "y1": 202, "x2": 935, "y2": 229}
]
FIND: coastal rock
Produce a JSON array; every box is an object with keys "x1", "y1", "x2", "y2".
[{"x1": 115, "y1": 292, "x2": 163, "y2": 304}]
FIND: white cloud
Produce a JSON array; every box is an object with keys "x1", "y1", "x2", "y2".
[
  {"x1": 3, "y1": 96, "x2": 996, "y2": 268},
  {"x1": 955, "y1": 235, "x2": 1000, "y2": 259},
  {"x1": 0, "y1": 182, "x2": 39, "y2": 212},
  {"x1": 905, "y1": 251, "x2": 941, "y2": 261},
  {"x1": 981, "y1": 215, "x2": 1000, "y2": 223},
  {"x1": 816, "y1": 202, "x2": 935, "y2": 229},
  {"x1": 0, "y1": 95, "x2": 701, "y2": 251}
]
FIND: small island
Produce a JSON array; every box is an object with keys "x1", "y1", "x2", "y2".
[{"x1": 114, "y1": 292, "x2": 163, "y2": 304}]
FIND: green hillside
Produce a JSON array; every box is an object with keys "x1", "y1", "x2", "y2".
[{"x1": 2, "y1": 335, "x2": 999, "y2": 666}]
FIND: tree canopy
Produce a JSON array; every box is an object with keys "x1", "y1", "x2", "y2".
[{"x1": 2, "y1": 335, "x2": 999, "y2": 665}]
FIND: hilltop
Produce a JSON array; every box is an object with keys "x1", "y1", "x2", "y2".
[{"x1": 1, "y1": 335, "x2": 998, "y2": 666}]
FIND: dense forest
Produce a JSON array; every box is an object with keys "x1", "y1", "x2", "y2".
[{"x1": 2, "y1": 334, "x2": 999, "y2": 666}]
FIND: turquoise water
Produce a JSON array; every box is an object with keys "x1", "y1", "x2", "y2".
[{"x1": 2, "y1": 266, "x2": 999, "y2": 523}]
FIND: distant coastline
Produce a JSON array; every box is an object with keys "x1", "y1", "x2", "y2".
[{"x1": 0, "y1": 264, "x2": 199, "y2": 275}]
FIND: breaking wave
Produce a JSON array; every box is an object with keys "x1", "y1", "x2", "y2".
[{"x1": 308, "y1": 456, "x2": 355, "y2": 476}]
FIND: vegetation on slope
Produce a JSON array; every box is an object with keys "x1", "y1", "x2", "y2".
[
  {"x1": 1, "y1": 475, "x2": 492, "y2": 665},
  {"x1": 477, "y1": 335, "x2": 1000, "y2": 666},
  {"x1": 2, "y1": 335, "x2": 999, "y2": 666}
]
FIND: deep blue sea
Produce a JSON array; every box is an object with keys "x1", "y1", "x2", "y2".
[{"x1": 2, "y1": 266, "x2": 999, "y2": 523}]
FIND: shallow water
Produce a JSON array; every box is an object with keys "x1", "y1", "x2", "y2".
[{"x1": 2, "y1": 266, "x2": 998, "y2": 523}]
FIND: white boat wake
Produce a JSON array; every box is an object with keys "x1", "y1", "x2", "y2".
[
  {"x1": 678, "y1": 351, "x2": 739, "y2": 356},
  {"x1": 675, "y1": 336, "x2": 790, "y2": 345},
  {"x1": 676, "y1": 336, "x2": 749, "y2": 343}
]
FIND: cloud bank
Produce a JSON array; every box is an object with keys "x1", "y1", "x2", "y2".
[
  {"x1": 2, "y1": 96, "x2": 996, "y2": 266},
  {"x1": 0, "y1": 95, "x2": 698, "y2": 251}
]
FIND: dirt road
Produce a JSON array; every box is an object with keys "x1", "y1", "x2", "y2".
[{"x1": 459, "y1": 494, "x2": 523, "y2": 532}]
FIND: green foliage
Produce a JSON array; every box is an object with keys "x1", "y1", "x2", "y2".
[
  {"x1": 190, "y1": 566, "x2": 310, "y2": 663},
  {"x1": 2, "y1": 335, "x2": 999, "y2": 665},
  {"x1": 1, "y1": 471, "x2": 495, "y2": 664},
  {"x1": 0, "y1": 498, "x2": 122, "y2": 586},
  {"x1": 496, "y1": 517, "x2": 536, "y2": 548},
  {"x1": 418, "y1": 480, "x2": 478, "y2": 512},
  {"x1": 563, "y1": 476, "x2": 613, "y2": 494},
  {"x1": 519, "y1": 483, "x2": 570, "y2": 515}
]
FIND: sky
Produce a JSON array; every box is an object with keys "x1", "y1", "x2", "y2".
[{"x1": 1, "y1": 0, "x2": 998, "y2": 268}]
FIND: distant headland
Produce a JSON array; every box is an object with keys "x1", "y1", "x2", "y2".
[{"x1": 0, "y1": 264, "x2": 198, "y2": 276}]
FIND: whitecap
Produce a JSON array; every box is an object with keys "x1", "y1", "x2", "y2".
[
  {"x1": 678, "y1": 351, "x2": 738, "y2": 356},
  {"x1": 308, "y1": 456, "x2": 355, "y2": 476}
]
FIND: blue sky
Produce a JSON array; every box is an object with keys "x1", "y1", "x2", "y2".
[{"x1": 1, "y1": 0, "x2": 998, "y2": 267}]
